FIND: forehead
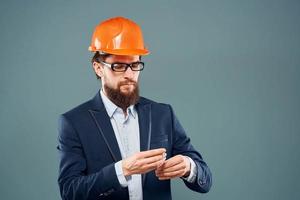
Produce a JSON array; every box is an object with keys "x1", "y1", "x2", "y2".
[{"x1": 105, "y1": 55, "x2": 140, "y2": 63}]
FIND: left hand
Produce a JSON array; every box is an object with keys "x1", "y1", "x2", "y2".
[{"x1": 155, "y1": 155, "x2": 191, "y2": 180}]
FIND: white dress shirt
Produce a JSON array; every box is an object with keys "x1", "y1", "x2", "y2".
[{"x1": 100, "y1": 90, "x2": 197, "y2": 200}]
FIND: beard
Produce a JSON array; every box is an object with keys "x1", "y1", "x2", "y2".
[{"x1": 104, "y1": 79, "x2": 140, "y2": 111}]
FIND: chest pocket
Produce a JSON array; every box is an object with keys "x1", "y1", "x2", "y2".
[{"x1": 150, "y1": 134, "x2": 169, "y2": 149}]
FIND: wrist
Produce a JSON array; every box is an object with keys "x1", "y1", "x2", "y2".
[
  {"x1": 122, "y1": 160, "x2": 130, "y2": 176},
  {"x1": 183, "y1": 156, "x2": 191, "y2": 177},
  {"x1": 183, "y1": 169, "x2": 191, "y2": 177}
]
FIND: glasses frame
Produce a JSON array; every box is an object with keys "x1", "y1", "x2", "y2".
[{"x1": 99, "y1": 60, "x2": 145, "y2": 72}]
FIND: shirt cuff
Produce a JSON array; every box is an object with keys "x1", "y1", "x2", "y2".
[
  {"x1": 114, "y1": 161, "x2": 129, "y2": 187},
  {"x1": 181, "y1": 156, "x2": 197, "y2": 183}
]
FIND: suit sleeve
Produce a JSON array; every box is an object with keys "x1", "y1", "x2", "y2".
[
  {"x1": 57, "y1": 114, "x2": 123, "y2": 200},
  {"x1": 169, "y1": 105, "x2": 212, "y2": 193}
]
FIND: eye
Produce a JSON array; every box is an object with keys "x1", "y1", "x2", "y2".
[
  {"x1": 132, "y1": 62, "x2": 144, "y2": 70},
  {"x1": 112, "y1": 63, "x2": 127, "y2": 71}
]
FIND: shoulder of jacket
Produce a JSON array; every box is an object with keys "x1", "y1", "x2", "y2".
[
  {"x1": 61, "y1": 99, "x2": 93, "y2": 119},
  {"x1": 138, "y1": 96, "x2": 171, "y2": 109}
]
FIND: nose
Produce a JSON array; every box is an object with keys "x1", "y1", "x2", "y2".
[{"x1": 123, "y1": 66, "x2": 135, "y2": 78}]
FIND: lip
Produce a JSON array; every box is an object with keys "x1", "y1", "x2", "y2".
[{"x1": 121, "y1": 83, "x2": 135, "y2": 86}]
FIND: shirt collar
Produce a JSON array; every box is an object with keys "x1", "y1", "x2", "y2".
[{"x1": 100, "y1": 89, "x2": 137, "y2": 119}]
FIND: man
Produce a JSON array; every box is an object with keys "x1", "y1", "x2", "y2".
[{"x1": 57, "y1": 16, "x2": 212, "y2": 200}]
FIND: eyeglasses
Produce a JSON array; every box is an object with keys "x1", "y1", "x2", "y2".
[{"x1": 99, "y1": 60, "x2": 145, "y2": 72}]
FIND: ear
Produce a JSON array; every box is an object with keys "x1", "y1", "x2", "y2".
[{"x1": 92, "y1": 62, "x2": 104, "y2": 78}]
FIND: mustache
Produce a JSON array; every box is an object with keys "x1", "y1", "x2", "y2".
[{"x1": 118, "y1": 79, "x2": 137, "y2": 86}]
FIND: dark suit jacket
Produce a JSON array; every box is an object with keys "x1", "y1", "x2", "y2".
[{"x1": 57, "y1": 91, "x2": 212, "y2": 200}]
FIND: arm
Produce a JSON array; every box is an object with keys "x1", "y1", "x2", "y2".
[
  {"x1": 57, "y1": 114, "x2": 166, "y2": 199},
  {"x1": 57, "y1": 114, "x2": 123, "y2": 200},
  {"x1": 169, "y1": 105, "x2": 212, "y2": 193}
]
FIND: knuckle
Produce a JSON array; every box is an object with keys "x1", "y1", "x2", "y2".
[
  {"x1": 135, "y1": 153, "x2": 141, "y2": 159},
  {"x1": 180, "y1": 156, "x2": 185, "y2": 162}
]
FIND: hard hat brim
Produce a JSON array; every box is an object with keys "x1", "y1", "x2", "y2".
[{"x1": 89, "y1": 47, "x2": 150, "y2": 56}]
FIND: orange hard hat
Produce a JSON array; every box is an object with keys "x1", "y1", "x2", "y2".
[{"x1": 88, "y1": 16, "x2": 149, "y2": 55}]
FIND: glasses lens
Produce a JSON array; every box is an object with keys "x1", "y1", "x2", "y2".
[
  {"x1": 112, "y1": 63, "x2": 128, "y2": 71},
  {"x1": 131, "y1": 62, "x2": 144, "y2": 71},
  {"x1": 111, "y1": 62, "x2": 144, "y2": 72}
]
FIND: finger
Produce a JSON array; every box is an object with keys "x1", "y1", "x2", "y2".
[
  {"x1": 133, "y1": 161, "x2": 163, "y2": 174},
  {"x1": 137, "y1": 148, "x2": 166, "y2": 159},
  {"x1": 151, "y1": 153, "x2": 167, "y2": 169},
  {"x1": 156, "y1": 162, "x2": 185, "y2": 175},
  {"x1": 156, "y1": 168, "x2": 185, "y2": 178},
  {"x1": 157, "y1": 173, "x2": 182, "y2": 180},
  {"x1": 158, "y1": 177, "x2": 170, "y2": 180},
  {"x1": 126, "y1": 153, "x2": 166, "y2": 174},
  {"x1": 136, "y1": 154, "x2": 165, "y2": 166},
  {"x1": 158, "y1": 176, "x2": 174, "y2": 180},
  {"x1": 157, "y1": 170, "x2": 185, "y2": 180},
  {"x1": 157, "y1": 156, "x2": 166, "y2": 168},
  {"x1": 157, "y1": 156, "x2": 183, "y2": 170},
  {"x1": 155, "y1": 163, "x2": 185, "y2": 177},
  {"x1": 158, "y1": 175, "x2": 179, "y2": 180}
]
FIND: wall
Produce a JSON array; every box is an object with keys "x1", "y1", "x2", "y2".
[{"x1": 0, "y1": 0, "x2": 299, "y2": 199}]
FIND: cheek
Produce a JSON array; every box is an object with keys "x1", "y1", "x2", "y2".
[
  {"x1": 134, "y1": 72, "x2": 140, "y2": 81},
  {"x1": 103, "y1": 74, "x2": 118, "y2": 88}
]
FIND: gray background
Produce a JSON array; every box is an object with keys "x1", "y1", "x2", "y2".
[{"x1": 0, "y1": 0, "x2": 299, "y2": 199}]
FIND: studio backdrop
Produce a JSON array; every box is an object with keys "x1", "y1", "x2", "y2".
[{"x1": 0, "y1": 0, "x2": 299, "y2": 200}]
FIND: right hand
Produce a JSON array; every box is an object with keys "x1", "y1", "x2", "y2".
[{"x1": 122, "y1": 148, "x2": 166, "y2": 176}]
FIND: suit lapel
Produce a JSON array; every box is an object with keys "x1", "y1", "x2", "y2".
[
  {"x1": 88, "y1": 92, "x2": 152, "y2": 185},
  {"x1": 137, "y1": 103, "x2": 152, "y2": 153},
  {"x1": 88, "y1": 92, "x2": 122, "y2": 162},
  {"x1": 136, "y1": 102, "x2": 152, "y2": 186}
]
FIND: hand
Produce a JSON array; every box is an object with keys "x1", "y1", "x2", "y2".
[
  {"x1": 122, "y1": 148, "x2": 166, "y2": 176},
  {"x1": 155, "y1": 155, "x2": 190, "y2": 180}
]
